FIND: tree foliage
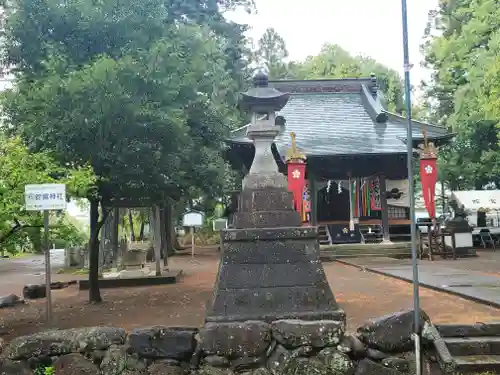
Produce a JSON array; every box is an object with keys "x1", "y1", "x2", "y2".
[
  {"x1": 252, "y1": 31, "x2": 405, "y2": 113},
  {"x1": 421, "y1": 0, "x2": 500, "y2": 189},
  {"x1": 1, "y1": 0, "x2": 253, "y2": 301},
  {"x1": 0, "y1": 136, "x2": 94, "y2": 253}
]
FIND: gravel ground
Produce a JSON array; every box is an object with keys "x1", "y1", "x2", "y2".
[{"x1": 0, "y1": 248, "x2": 497, "y2": 341}]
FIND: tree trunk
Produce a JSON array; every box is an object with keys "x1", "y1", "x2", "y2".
[
  {"x1": 161, "y1": 205, "x2": 169, "y2": 265},
  {"x1": 88, "y1": 199, "x2": 102, "y2": 303},
  {"x1": 128, "y1": 210, "x2": 135, "y2": 241},
  {"x1": 111, "y1": 207, "x2": 119, "y2": 267},
  {"x1": 152, "y1": 205, "x2": 162, "y2": 276}
]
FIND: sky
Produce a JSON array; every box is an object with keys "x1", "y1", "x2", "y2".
[{"x1": 228, "y1": 0, "x2": 438, "y2": 96}]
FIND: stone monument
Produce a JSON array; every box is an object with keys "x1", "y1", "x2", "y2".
[{"x1": 205, "y1": 72, "x2": 344, "y2": 323}]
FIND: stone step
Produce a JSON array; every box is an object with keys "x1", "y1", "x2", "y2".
[
  {"x1": 444, "y1": 336, "x2": 500, "y2": 356},
  {"x1": 437, "y1": 323, "x2": 500, "y2": 338},
  {"x1": 320, "y1": 247, "x2": 411, "y2": 259},
  {"x1": 453, "y1": 354, "x2": 500, "y2": 373}
]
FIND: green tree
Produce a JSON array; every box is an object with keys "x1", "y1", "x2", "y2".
[
  {"x1": 0, "y1": 135, "x2": 95, "y2": 253},
  {"x1": 254, "y1": 27, "x2": 293, "y2": 79},
  {"x1": 291, "y1": 44, "x2": 404, "y2": 112},
  {"x1": 1, "y1": 0, "x2": 251, "y2": 302},
  {"x1": 421, "y1": 0, "x2": 500, "y2": 189}
]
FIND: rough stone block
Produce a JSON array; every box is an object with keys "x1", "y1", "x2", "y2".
[
  {"x1": 282, "y1": 357, "x2": 330, "y2": 375},
  {"x1": 317, "y1": 347, "x2": 355, "y2": 375},
  {"x1": 5, "y1": 331, "x2": 73, "y2": 360},
  {"x1": 4, "y1": 327, "x2": 126, "y2": 360},
  {"x1": 271, "y1": 320, "x2": 345, "y2": 348},
  {"x1": 337, "y1": 334, "x2": 367, "y2": 358},
  {"x1": 354, "y1": 358, "x2": 402, "y2": 375},
  {"x1": 53, "y1": 353, "x2": 100, "y2": 375},
  {"x1": 73, "y1": 327, "x2": 127, "y2": 351},
  {"x1": 126, "y1": 326, "x2": 197, "y2": 360},
  {"x1": 0, "y1": 294, "x2": 23, "y2": 308},
  {"x1": 357, "y1": 309, "x2": 430, "y2": 353},
  {"x1": 0, "y1": 359, "x2": 32, "y2": 375},
  {"x1": 198, "y1": 321, "x2": 271, "y2": 358},
  {"x1": 148, "y1": 360, "x2": 185, "y2": 375},
  {"x1": 100, "y1": 344, "x2": 147, "y2": 374}
]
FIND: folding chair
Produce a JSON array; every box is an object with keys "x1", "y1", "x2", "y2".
[{"x1": 479, "y1": 228, "x2": 496, "y2": 250}]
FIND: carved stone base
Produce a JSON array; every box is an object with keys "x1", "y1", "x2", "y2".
[
  {"x1": 205, "y1": 226, "x2": 344, "y2": 323},
  {"x1": 233, "y1": 188, "x2": 301, "y2": 229},
  {"x1": 243, "y1": 172, "x2": 288, "y2": 190}
]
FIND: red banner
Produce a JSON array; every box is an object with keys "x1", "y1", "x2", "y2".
[
  {"x1": 420, "y1": 157, "x2": 438, "y2": 218},
  {"x1": 287, "y1": 162, "x2": 306, "y2": 215}
]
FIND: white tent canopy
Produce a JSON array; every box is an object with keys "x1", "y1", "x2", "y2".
[{"x1": 451, "y1": 190, "x2": 500, "y2": 211}]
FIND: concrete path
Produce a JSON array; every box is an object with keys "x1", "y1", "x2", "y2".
[
  {"x1": 0, "y1": 249, "x2": 66, "y2": 295},
  {"x1": 339, "y1": 251, "x2": 500, "y2": 308}
]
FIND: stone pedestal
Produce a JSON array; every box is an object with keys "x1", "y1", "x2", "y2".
[
  {"x1": 206, "y1": 185, "x2": 343, "y2": 323},
  {"x1": 205, "y1": 225, "x2": 345, "y2": 323}
]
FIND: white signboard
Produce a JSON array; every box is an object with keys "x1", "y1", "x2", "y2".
[
  {"x1": 25, "y1": 184, "x2": 67, "y2": 211},
  {"x1": 213, "y1": 218, "x2": 228, "y2": 231},
  {"x1": 386, "y1": 179, "x2": 410, "y2": 207},
  {"x1": 182, "y1": 211, "x2": 204, "y2": 227}
]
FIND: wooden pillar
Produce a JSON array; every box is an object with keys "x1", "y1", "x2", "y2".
[
  {"x1": 379, "y1": 175, "x2": 391, "y2": 242},
  {"x1": 111, "y1": 207, "x2": 119, "y2": 268},
  {"x1": 309, "y1": 174, "x2": 318, "y2": 226},
  {"x1": 160, "y1": 204, "x2": 169, "y2": 268}
]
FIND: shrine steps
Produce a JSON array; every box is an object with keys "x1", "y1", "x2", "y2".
[
  {"x1": 432, "y1": 323, "x2": 500, "y2": 374},
  {"x1": 320, "y1": 242, "x2": 411, "y2": 260},
  {"x1": 318, "y1": 225, "x2": 331, "y2": 245}
]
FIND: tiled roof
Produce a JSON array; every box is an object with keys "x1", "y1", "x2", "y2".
[{"x1": 229, "y1": 78, "x2": 452, "y2": 157}]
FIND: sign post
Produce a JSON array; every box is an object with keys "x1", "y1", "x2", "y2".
[
  {"x1": 213, "y1": 218, "x2": 228, "y2": 252},
  {"x1": 182, "y1": 211, "x2": 204, "y2": 260},
  {"x1": 24, "y1": 183, "x2": 67, "y2": 325}
]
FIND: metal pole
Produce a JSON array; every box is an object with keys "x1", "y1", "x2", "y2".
[
  {"x1": 400, "y1": 0, "x2": 421, "y2": 374},
  {"x1": 43, "y1": 210, "x2": 52, "y2": 325},
  {"x1": 191, "y1": 227, "x2": 195, "y2": 259}
]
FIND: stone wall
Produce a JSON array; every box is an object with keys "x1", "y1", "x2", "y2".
[{"x1": 0, "y1": 310, "x2": 430, "y2": 375}]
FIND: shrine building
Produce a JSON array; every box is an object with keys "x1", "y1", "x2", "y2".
[{"x1": 224, "y1": 75, "x2": 454, "y2": 244}]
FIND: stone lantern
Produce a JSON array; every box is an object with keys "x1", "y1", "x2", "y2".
[
  {"x1": 232, "y1": 72, "x2": 301, "y2": 229},
  {"x1": 239, "y1": 71, "x2": 290, "y2": 190},
  {"x1": 205, "y1": 72, "x2": 344, "y2": 324}
]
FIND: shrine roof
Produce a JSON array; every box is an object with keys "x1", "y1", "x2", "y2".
[{"x1": 228, "y1": 77, "x2": 453, "y2": 157}]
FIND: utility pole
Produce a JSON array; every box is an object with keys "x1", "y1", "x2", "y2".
[{"x1": 400, "y1": 0, "x2": 422, "y2": 374}]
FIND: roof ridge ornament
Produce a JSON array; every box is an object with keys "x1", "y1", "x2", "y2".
[
  {"x1": 419, "y1": 128, "x2": 438, "y2": 159},
  {"x1": 369, "y1": 73, "x2": 379, "y2": 97},
  {"x1": 285, "y1": 132, "x2": 306, "y2": 163}
]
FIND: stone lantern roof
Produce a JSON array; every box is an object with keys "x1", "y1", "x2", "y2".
[{"x1": 239, "y1": 72, "x2": 290, "y2": 113}]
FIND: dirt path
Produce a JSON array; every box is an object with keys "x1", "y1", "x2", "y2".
[{"x1": 0, "y1": 248, "x2": 497, "y2": 341}]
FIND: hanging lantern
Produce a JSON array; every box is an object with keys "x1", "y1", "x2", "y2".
[
  {"x1": 418, "y1": 129, "x2": 438, "y2": 219},
  {"x1": 285, "y1": 132, "x2": 307, "y2": 216}
]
